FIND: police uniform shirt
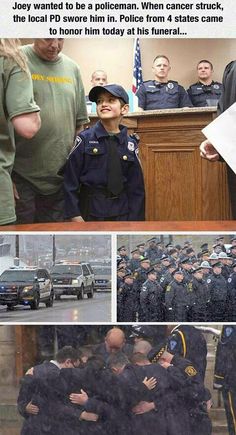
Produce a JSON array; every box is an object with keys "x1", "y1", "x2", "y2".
[
  {"x1": 187, "y1": 80, "x2": 223, "y2": 107},
  {"x1": 63, "y1": 120, "x2": 145, "y2": 221},
  {"x1": 136, "y1": 80, "x2": 193, "y2": 110}
]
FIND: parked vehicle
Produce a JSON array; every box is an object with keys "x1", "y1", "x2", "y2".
[
  {"x1": 50, "y1": 262, "x2": 95, "y2": 300},
  {"x1": 0, "y1": 267, "x2": 54, "y2": 310},
  {"x1": 92, "y1": 265, "x2": 111, "y2": 291}
]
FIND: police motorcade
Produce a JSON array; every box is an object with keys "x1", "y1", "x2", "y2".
[
  {"x1": 50, "y1": 261, "x2": 95, "y2": 300},
  {"x1": 0, "y1": 266, "x2": 54, "y2": 310}
]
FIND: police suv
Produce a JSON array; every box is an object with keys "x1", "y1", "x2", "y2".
[
  {"x1": 50, "y1": 261, "x2": 95, "y2": 300},
  {"x1": 0, "y1": 267, "x2": 54, "y2": 310}
]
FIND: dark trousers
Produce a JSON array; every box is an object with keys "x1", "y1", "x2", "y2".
[
  {"x1": 222, "y1": 389, "x2": 236, "y2": 435},
  {"x1": 13, "y1": 172, "x2": 64, "y2": 224}
]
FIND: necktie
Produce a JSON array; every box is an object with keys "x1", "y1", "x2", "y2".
[{"x1": 106, "y1": 136, "x2": 124, "y2": 196}]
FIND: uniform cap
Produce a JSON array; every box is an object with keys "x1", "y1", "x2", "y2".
[
  {"x1": 117, "y1": 246, "x2": 126, "y2": 252},
  {"x1": 161, "y1": 254, "x2": 169, "y2": 261},
  {"x1": 123, "y1": 272, "x2": 135, "y2": 279},
  {"x1": 131, "y1": 248, "x2": 139, "y2": 254},
  {"x1": 130, "y1": 325, "x2": 159, "y2": 339},
  {"x1": 201, "y1": 249, "x2": 210, "y2": 256},
  {"x1": 209, "y1": 253, "x2": 218, "y2": 260},
  {"x1": 179, "y1": 256, "x2": 192, "y2": 264},
  {"x1": 212, "y1": 261, "x2": 223, "y2": 268},
  {"x1": 200, "y1": 243, "x2": 208, "y2": 251},
  {"x1": 200, "y1": 261, "x2": 212, "y2": 269},
  {"x1": 216, "y1": 236, "x2": 224, "y2": 241},
  {"x1": 171, "y1": 268, "x2": 184, "y2": 276},
  {"x1": 89, "y1": 84, "x2": 129, "y2": 104},
  {"x1": 136, "y1": 243, "x2": 145, "y2": 248},
  {"x1": 191, "y1": 266, "x2": 204, "y2": 274},
  {"x1": 140, "y1": 256, "x2": 150, "y2": 263},
  {"x1": 146, "y1": 237, "x2": 157, "y2": 243},
  {"x1": 218, "y1": 252, "x2": 230, "y2": 259},
  {"x1": 147, "y1": 267, "x2": 157, "y2": 275}
]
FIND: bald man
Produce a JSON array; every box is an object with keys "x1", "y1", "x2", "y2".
[{"x1": 94, "y1": 328, "x2": 133, "y2": 362}]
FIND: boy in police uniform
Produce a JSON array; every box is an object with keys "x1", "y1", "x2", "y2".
[{"x1": 63, "y1": 84, "x2": 145, "y2": 221}]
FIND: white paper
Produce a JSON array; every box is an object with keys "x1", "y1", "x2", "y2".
[{"x1": 202, "y1": 102, "x2": 236, "y2": 174}]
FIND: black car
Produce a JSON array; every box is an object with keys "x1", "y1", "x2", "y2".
[{"x1": 0, "y1": 267, "x2": 54, "y2": 310}]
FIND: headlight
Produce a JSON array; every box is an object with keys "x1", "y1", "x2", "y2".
[
  {"x1": 72, "y1": 279, "x2": 79, "y2": 284},
  {"x1": 22, "y1": 286, "x2": 34, "y2": 293}
]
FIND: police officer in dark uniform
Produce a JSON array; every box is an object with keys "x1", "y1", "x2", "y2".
[
  {"x1": 139, "y1": 268, "x2": 164, "y2": 322},
  {"x1": 148, "y1": 343, "x2": 212, "y2": 435},
  {"x1": 188, "y1": 266, "x2": 210, "y2": 322},
  {"x1": 214, "y1": 325, "x2": 236, "y2": 435},
  {"x1": 145, "y1": 237, "x2": 163, "y2": 262},
  {"x1": 165, "y1": 269, "x2": 191, "y2": 321},
  {"x1": 133, "y1": 256, "x2": 151, "y2": 321},
  {"x1": 166, "y1": 325, "x2": 208, "y2": 381},
  {"x1": 63, "y1": 84, "x2": 145, "y2": 221},
  {"x1": 117, "y1": 246, "x2": 130, "y2": 262},
  {"x1": 127, "y1": 248, "x2": 141, "y2": 272},
  {"x1": 227, "y1": 262, "x2": 236, "y2": 321},
  {"x1": 136, "y1": 55, "x2": 192, "y2": 110},
  {"x1": 187, "y1": 60, "x2": 222, "y2": 107},
  {"x1": 117, "y1": 271, "x2": 137, "y2": 322},
  {"x1": 160, "y1": 260, "x2": 177, "y2": 292},
  {"x1": 179, "y1": 256, "x2": 194, "y2": 284},
  {"x1": 207, "y1": 261, "x2": 228, "y2": 321}
]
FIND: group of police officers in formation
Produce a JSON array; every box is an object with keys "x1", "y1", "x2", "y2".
[
  {"x1": 17, "y1": 325, "x2": 236, "y2": 435},
  {"x1": 117, "y1": 236, "x2": 236, "y2": 322}
]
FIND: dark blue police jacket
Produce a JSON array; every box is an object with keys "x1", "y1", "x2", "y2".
[
  {"x1": 136, "y1": 80, "x2": 192, "y2": 110},
  {"x1": 63, "y1": 121, "x2": 145, "y2": 221}
]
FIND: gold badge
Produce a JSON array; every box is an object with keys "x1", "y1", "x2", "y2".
[
  {"x1": 123, "y1": 155, "x2": 128, "y2": 160},
  {"x1": 93, "y1": 148, "x2": 98, "y2": 154},
  {"x1": 185, "y1": 366, "x2": 197, "y2": 377}
]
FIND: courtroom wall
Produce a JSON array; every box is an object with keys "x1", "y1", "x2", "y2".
[{"x1": 22, "y1": 38, "x2": 236, "y2": 94}]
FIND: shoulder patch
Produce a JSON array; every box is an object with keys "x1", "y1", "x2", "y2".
[
  {"x1": 225, "y1": 326, "x2": 233, "y2": 337},
  {"x1": 169, "y1": 340, "x2": 177, "y2": 351},
  {"x1": 142, "y1": 286, "x2": 147, "y2": 292},
  {"x1": 166, "y1": 285, "x2": 171, "y2": 292},
  {"x1": 127, "y1": 141, "x2": 135, "y2": 152},
  {"x1": 228, "y1": 277, "x2": 232, "y2": 283},
  {"x1": 185, "y1": 366, "x2": 197, "y2": 377},
  {"x1": 68, "y1": 136, "x2": 82, "y2": 157},
  {"x1": 207, "y1": 278, "x2": 211, "y2": 284}
]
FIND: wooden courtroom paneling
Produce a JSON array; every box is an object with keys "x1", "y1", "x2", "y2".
[
  {"x1": 3, "y1": 221, "x2": 236, "y2": 232},
  {"x1": 131, "y1": 109, "x2": 231, "y2": 221}
]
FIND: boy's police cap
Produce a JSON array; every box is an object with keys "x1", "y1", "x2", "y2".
[{"x1": 89, "y1": 84, "x2": 129, "y2": 104}]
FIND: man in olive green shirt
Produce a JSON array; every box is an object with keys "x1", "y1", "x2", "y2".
[
  {"x1": 0, "y1": 51, "x2": 40, "y2": 226},
  {"x1": 13, "y1": 39, "x2": 89, "y2": 223}
]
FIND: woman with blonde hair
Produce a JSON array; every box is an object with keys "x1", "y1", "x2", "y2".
[{"x1": 0, "y1": 38, "x2": 41, "y2": 226}]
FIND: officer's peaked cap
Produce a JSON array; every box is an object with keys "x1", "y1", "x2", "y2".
[{"x1": 89, "y1": 84, "x2": 129, "y2": 104}]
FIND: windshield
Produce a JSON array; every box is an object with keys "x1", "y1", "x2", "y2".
[
  {"x1": 51, "y1": 265, "x2": 82, "y2": 275},
  {"x1": 93, "y1": 267, "x2": 111, "y2": 275},
  {"x1": 0, "y1": 270, "x2": 37, "y2": 282}
]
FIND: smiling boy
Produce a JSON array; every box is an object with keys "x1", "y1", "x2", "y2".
[{"x1": 63, "y1": 84, "x2": 145, "y2": 221}]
